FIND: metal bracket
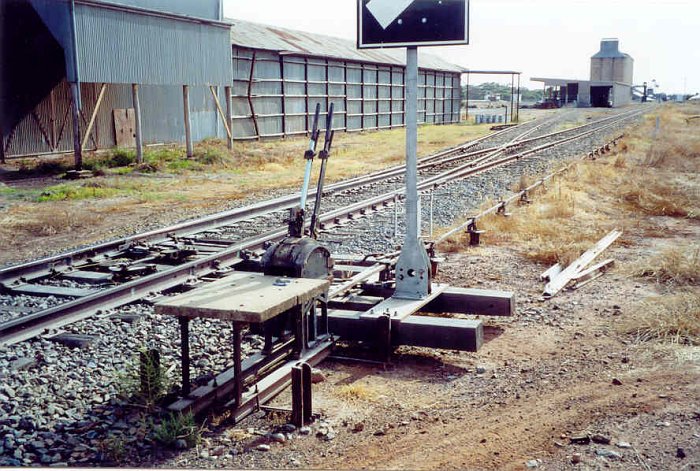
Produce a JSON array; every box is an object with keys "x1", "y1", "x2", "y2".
[
  {"x1": 467, "y1": 221, "x2": 485, "y2": 246},
  {"x1": 496, "y1": 202, "x2": 512, "y2": 217}
]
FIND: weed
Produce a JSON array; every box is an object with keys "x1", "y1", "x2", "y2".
[
  {"x1": 336, "y1": 383, "x2": 374, "y2": 401},
  {"x1": 98, "y1": 435, "x2": 127, "y2": 463},
  {"x1": 620, "y1": 292, "x2": 700, "y2": 345},
  {"x1": 630, "y1": 245, "x2": 700, "y2": 285},
  {"x1": 17, "y1": 159, "x2": 70, "y2": 176},
  {"x1": 116, "y1": 347, "x2": 170, "y2": 408},
  {"x1": 104, "y1": 148, "x2": 136, "y2": 168},
  {"x1": 154, "y1": 412, "x2": 202, "y2": 448}
]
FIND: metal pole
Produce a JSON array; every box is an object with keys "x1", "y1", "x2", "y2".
[
  {"x1": 225, "y1": 85, "x2": 233, "y2": 149},
  {"x1": 406, "y1": 48, "x2": 418, "y2": 243},
  {"x1": 394, "y1": 47, "x2": 431, "y2": 300},
  {"x1": 183, "y1": 85, "x2": 193, "y2": 158},
  {"x1": 510, "y1": 74, "x2": 515, "y2": 123},
  {"x1": 70, "y1": 82, "x2": 83, "y2": 169},
  {"x1": 131, "y1": 84, "x2": 143, "y2": 164},
  {"x1": 179, "y1": 317, "x2": 190, "y2": 396},
  {"x1": 516, "y1": 74, "x2": 521, "y2": 122},
  {"x1": 465, "y1": 72, "x2": 470, "y2": 121},
  {"x1": 233, "y1": 323, "x2": 242, "y2": 406}
]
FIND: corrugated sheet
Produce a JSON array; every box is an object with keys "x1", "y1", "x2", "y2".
[
  {"x1": 74, "y1": 3, "x2": 230, "y2": 86},
  {"x1": 230, "y1": 44, "x2": 461, "y2": 139},
  {"x1": 108, "y1": 0, "x2": 221, "y2": 20},
  {"x1": 227, "y1": 19, "x2": 464, "y2": 73},
  {"x1": 4, "y1": 80, "x2": 226, "y2": 157}
]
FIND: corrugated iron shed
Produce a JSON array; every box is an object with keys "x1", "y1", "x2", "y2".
[
  {"x1": 227, "y1": 19, "x2": 464, "y2": 73},
  {"x1": 74, "y1": 1, "x2": 231, "y2": 85}
]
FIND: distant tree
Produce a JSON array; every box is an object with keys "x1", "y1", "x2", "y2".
[{"x1": 461, "y1": 82, "x2": 542, "y2": 102}]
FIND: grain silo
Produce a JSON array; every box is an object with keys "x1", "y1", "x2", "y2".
[{"x1": 590, "y1": 39, "x2": 634, "y2": 85}]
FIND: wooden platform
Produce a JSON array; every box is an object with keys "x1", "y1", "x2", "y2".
[{"x1": 155, "y1": 272, "x2": 330, "y2": 323}]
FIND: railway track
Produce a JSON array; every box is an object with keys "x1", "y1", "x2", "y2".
[{"x1": 0, "y1": 107, "x2": 646, "y2": 346}]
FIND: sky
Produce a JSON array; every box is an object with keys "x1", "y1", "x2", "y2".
[{"x1": 223, "y1": 0, "x2": 699, "y2": 95}]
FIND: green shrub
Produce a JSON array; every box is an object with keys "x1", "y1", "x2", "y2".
[{"x1": 154, "y1": 412, "x2": 202, "y2": 448}]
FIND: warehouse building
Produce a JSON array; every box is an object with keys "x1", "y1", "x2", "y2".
[
  {"x1": 227, "y1": 19, "x2": 463, "y2": 139},
  {"x1": 532, "y1": 39, "x2": 634, "y2": 108},
  {"x1": 1, "y1": 0, "x2": 233, "y2": 165},
  {"x1": 1, "y1": 5, "x2": 463, "y2": 162}
]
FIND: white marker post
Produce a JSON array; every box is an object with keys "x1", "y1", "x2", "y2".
[
  {"x1": 357, "y1": 0, "x2": 469, "y2": 299},
  {"x1": 394, "y1": 46, "x2": 431, "y2": 299}
]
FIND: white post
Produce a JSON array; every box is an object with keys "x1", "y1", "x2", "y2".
[
  {"x1": 131, "y1": 84, "x2": 143, "y2": 164},
  {"x1": 394, "y1": 47, "x2": 431, "y2": 300},
  {"x1": 183, "y1": 85, "x2": 193, "y2": 158}
]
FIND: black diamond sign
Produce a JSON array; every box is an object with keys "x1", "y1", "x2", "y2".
[{"x1": 357, "y1": 0, "x2": 469, "y2": 49}]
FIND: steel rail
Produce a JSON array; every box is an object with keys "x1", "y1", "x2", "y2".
[
  {"x1": 0, "y1": 110, "x2": 632, "y2": 284},
  {"x1": 0, "y1": 109, "x2": 643, "y2": 346},
  {"x1": 0, "y1": 125, "x2": 525, "y2": 284},
  {"x1": 433, "y1": 133, "x2": 627, "y2": 246}
]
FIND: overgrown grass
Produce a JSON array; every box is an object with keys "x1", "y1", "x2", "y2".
[
  {"x1": 620, "y1": 292, "x2": 700, "y2": 345},
  {"x1": 439, "y1": 104, "x2": 700, "y2": 265},
  {"x1": 630, "y1": 245, "x2": 700, "y2": 285},
  {"x1": 442, "y1": 177, "x2": 610, "y2": 266}
]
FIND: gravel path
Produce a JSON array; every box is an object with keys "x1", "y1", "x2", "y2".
[{"x1": 0, "y1": 107, "x2": 645, "y2": 467}]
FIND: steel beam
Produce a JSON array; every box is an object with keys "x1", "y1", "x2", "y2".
[
  {"x1": 360, "y1": 285, "x2": 514, "y2": 317},
  {"x1": 328, "y1": 309, "x2": 483, "y2": 352}
]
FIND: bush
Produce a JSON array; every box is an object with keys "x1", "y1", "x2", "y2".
[{"x1": 154, "y1": 412, "x2": 202, "y2": 449}]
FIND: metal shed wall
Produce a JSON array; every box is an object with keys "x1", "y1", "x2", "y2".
[
  {"x1": 109, "y1": 0, "x2": 222, "y2": 20},
  {"x1": 2, "y1": 80, "x2": 226, "y2": 158},
  {"x1": 231, "y1": 47, "x2": 461, "y2": 140},
  {"x1": 74, "y1": 3, "x2": 231, "y2": 86}
]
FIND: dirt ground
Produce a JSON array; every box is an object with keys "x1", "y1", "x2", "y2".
[
  {"x1": 303, "y1": 237, "x2": 699, "y2": 470},
  {"x1": 168, "y1": 105, "x2": 698, "y2": 470},
  {"x1": 2, "y1": 105, "x2": 698, "y2": 469}
]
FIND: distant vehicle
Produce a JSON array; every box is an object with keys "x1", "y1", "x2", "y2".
[{"x1": 534, "y1": 99, "x2": 560, "y2": 109}]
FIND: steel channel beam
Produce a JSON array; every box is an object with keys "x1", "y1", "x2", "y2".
[{"x1": 328, "y1": 310, "x2": 483, "y2": 352}]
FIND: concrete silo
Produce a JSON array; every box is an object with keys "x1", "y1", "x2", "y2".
[{"x1": 590, "y1": 38, "x2": 634, "y2": 85}]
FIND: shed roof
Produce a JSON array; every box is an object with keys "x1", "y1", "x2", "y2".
[{"x1": 227, "y1": 19, "x2": 464, "y2": 73}]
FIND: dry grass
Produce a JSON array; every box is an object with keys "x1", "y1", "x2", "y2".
[
  {"x1": 630, "y1": 245, "x2": 700, "y2": 286},
  {"x1": 335, "y1": 383, "x2": 375, "y2": 401},
  {"x1": 439, "y1": 104, "x2": 700, "y2": 266},
  {"x1": 0, "y1": 205, "x2": 104, "y2": 237},
  {"x1": 620, "y1": 292, "x2": 700, "y2": 346},
  {"x1": 443, "y1": 175, "x2": 612, "y2": 266}
]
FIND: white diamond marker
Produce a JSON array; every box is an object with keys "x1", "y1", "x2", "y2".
[{"x1": 366, "y1": 0, "x2": 414, "y2": 30}]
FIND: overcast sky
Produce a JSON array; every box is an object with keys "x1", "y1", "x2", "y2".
[{"x1": 223, "y1": 0, "x2": 699, "y2": 95}]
